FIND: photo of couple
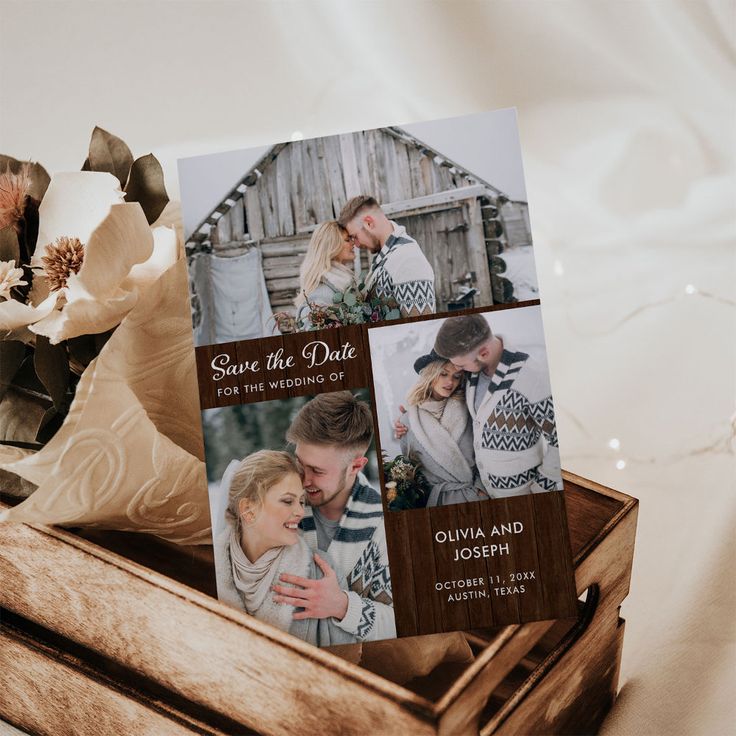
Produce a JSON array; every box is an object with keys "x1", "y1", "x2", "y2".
[
  {"x1": 370, "y1": 305, "x2": 563, "y2": 511},
  {"x1": 290, "y1": 194, "x2": 436, "y2": 331},
  {"x1": 205, "y1": 391, "x2": 395, "y2": 647},
  {"x1": 182, "y1": 110, "x2": 537, "y2": 347}
]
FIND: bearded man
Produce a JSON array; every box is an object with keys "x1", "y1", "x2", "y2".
[{"x1": 272, "y1": 391, "x2": 396, "y2": 641}]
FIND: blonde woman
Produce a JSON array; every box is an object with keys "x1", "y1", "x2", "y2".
[
  {"x1": 399, "y1": 352, "x2": 488, "y2": 507},
  {"x1": 295, "y1": 221, "x2": 356, "y2": 327},
  {"x1": 213, "y1": 450, "x2": 356, "y2": 646}
]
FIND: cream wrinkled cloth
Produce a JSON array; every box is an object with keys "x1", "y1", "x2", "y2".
[{"x1": 0, "y1": 256, "x2": 211, "y2": 545}]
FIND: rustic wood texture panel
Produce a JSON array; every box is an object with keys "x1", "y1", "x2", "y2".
[
  {"x1": 383, "y1": 491, "x2": 578, "y2": 638},
  {"x1": 0, "y1": 521, "x2": 437, "y2": 736},
  {"x1": 195, "y1": 324, "x2": 371, "y2": 408},
  {"x1": 0, "y1": 624, "x2": 224, "y2": 736}
]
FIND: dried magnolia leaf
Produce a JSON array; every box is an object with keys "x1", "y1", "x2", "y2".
[
  {"x1": 36, "y1": 405, "x2": 65, "y2": 444},
  {"x1": 0, "y1": 388, "x2": 46, "y2": 444},
  {"x1": 125, "y1": 154, "x2": 169, "y2": 224},
  {"x1": 67, "y1": 333, "x2": 97, "y2": 372},
  {"x1": 0, "y1": 226, "x2": 20, "y2": 264},
  {"x1": 0, "y1": 340, "x2": 26, "y2": 401},
  {"x1": 34, "y1": 334, "x2": 70, "y2": 410},
  {"x1": 0, "y1": 155, "x2": 51, "y2": 202},
  {"x1": 87, "y1": 126, "x2": 134, "y2": 188}
]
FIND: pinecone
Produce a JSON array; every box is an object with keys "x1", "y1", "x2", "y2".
[{"x1": 42, "y1": 236, "x2": 85, "y2": 291}]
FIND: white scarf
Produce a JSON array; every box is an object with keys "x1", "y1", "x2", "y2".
[
  {"x1": 228, "y1": 527, "x2": 313, "y2": 634},
  {"x1": 409, "y1": 397, "x2": 474, "y2": 483},
  {"x1": 229, "y1": 529, "x2": 288, "y2": 630},
  {"x1": 323, "y1": 263, "x2": 356, "y2": 293}
]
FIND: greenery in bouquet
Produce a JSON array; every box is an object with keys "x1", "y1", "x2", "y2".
[
  {"x1": 273, "y1": 282, "x2": 402, "y2": 334},
  {"x1": 0, "y1": 127, "x2": 173, "y2": 448},
  {"x1": 382, "y1": 452, "x2": 431, "y2": 511}
]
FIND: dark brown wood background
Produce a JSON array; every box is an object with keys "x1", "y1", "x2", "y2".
[
  {"x1": 381, "y1": 492, "x2": 578, "y2": 636},
  {"x1": 195, "y1": 324, "x2": 371, "y2": 408}
]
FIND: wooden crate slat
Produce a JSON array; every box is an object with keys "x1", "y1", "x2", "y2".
[{"x1": 0, "y1": 517, "x2": 436, "y2": 736}]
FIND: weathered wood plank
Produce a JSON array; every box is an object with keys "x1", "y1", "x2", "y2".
[
  {"x1": 289, "y1": 141, "x2": 310, "y2": 234},
  {"x1": 369, "y1": 129, "x2": 388, "y2": 202},
  {"x1": 263, "y1": 258, "x2": 301, "y2": 280},
  {"x1": 300, "y1": 138, "x2": 320, "y2": 226},
  {"x1": 394, "y1": 136, "x2": 413, "y2": 200},
  {"x1": 419, "y1": 153, "x2": 435, "y2": 195},
  {"x1": 265, "y1": 275, "x2": 300, "y2": 292},
  {"x1": 262, "y1": 254, "x2": 303, "y2": 273},
  {"x1": 275, "y1": 148, "x2": 295, "y2": 236},
  {"x1": 270, "y1": 292, "x2": 299, "y2": 308},
  {"x1": 260, "y1": 166, "x2": 280, "y2": 239},
  {"x1": 324, "y1": 134, "x2": 347, "y2": 215},
  {"x1": 312, "y1": 138, "x2": 334, "y2": 222},
  {"x1": 382, "y1": 131, "x2": 404, "y2": 203},
  {"x1": 408, "y1": 145, "x2": 427, "y2": 199},
  {"x1": 466, "y1": 198, "x2": 494, "y2": 306},
  {"x1": 260, "y1": 240, "x2": 309, "y2": 257},
  {"x1": 339, "y1": 133, "x2": 361, "y2": 199},
  {"x1": 229, "y1": 197, "x2": 245, "y2": 240},
  {"x1": 499, "y1": 202, "x2": 532, "y2": 248},
  {"x1": 351, "y1": 131, "x2": 370, "y2": 196},
  {"x1": 382, "y1": 185, "x2": 488, "y2": 216},
  {"x1": 215, "y1": 210, "x2": 231, "y2": 245},
  {"x1": 0, "y1": 624, "x2": 224, "y2": 736},
  {"x1": 244, "y1": 185, "x2": 264, "y2": 241}
]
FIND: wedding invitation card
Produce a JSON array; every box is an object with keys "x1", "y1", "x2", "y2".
[{"x1": 179, "y1": 109, "x2": 577, "y2": 647}]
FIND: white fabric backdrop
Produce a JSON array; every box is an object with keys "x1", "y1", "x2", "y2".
[{"x1": 1, "y1": 2, "x2": 734, "y2": 734}]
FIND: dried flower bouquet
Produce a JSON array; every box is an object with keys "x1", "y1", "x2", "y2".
[{"x1": 0, "y1": 128, "x2": 209, "y2": 544}]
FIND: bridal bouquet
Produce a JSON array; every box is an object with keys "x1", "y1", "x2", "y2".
[
  {"x1": 0, "y1": 128, "x2": 209, "y2": 544},
  {"x1": 273, "y1": 283, "x2": 402, "y2": 333},
  {"x1": 382, "y1": 452, "x2": 430, "y2": 511}
]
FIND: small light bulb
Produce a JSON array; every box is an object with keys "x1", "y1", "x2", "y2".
[
  {"x1": 685, "y1": 284, "x2": 697, "y2": 295},
  {"x1": 553, "y1": 260, "x2": 564, "y2": 276},
  {"x1": 608, "y1": 438, "x2": 620, "y2": 450},
  {"x1": 616, "y1": 459, "x2": 626, "y2": 470},
  {"x1": 290, "y1": 131, "x2": 304, "y2": 142}
]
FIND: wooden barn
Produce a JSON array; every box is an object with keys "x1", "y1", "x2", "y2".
[{"x1": 186, "y1": 126, "x2": 532, "y2": 337}]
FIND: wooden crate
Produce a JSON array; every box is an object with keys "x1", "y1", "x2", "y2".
[{"x1": 0, "y1": 472, "x2": 637, "y2": 735}]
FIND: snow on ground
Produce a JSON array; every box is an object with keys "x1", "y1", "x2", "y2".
[{"x1": 499, "y1": 245, "x2": 540, "y2": 301}]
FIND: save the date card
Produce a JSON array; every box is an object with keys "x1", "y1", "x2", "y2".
[{"x1": 179, "y1": 108, "x2": 578, "y2": 647}]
